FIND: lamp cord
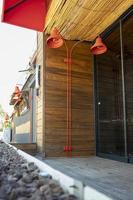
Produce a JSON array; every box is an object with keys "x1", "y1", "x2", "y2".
[{"x1": 63, "y1": 39, "x2": 85, "y2": 156}]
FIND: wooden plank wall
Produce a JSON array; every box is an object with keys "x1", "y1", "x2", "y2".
[
  {"x1": 11, "y1": 143, "x2": 37, "y2": 155},
  {"x1": 45, "y1": 40, "x2": 95, "y2": 157},
  {"x1": 36, "y1": 33, "x2": 45, "y2": 152}
]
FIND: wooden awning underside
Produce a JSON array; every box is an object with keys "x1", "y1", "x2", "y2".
[{"x1": 45, "y1": 0, "x2": 132, "y2": 41}]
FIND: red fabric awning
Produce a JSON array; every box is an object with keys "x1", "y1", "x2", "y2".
[{"x1": 1, "y1": 0, "x2": 48, "y2": 31}]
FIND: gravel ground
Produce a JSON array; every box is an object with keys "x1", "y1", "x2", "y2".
[{"x1": 0, "y1": 141, "x2": 78, "y2": 200}]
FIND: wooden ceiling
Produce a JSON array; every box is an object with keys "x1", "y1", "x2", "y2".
[{"x1": 45, "y1": 0, "x2": 132, "y2": 41}]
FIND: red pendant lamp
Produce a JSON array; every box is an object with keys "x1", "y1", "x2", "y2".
[
  {"x1": 47, "y1": 28, "x2": 64, "y2": 48},
  {"x1": 13, "y1": 86, "x2": 21, "y2": 100},
  {"x1": 91, "y1": 36, "x2": 107, "y2": 55},
  {"x1": 1, "y1": 0, "x2": 48, "y2": 31},
  {"x1": 5, "y1": 113, "x2": 9, "y2": 121},
  {"x1": 13, "y1": 86, "x2": 20, "y2": 94}
]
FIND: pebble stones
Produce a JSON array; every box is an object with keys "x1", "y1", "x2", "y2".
[{"x1": 0, "y1": 141, "x2": 79, "y2": 200}]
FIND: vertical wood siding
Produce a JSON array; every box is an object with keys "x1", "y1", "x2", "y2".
[{"x1": 45, "y1": 40, "x2": 95, "y2": 157}]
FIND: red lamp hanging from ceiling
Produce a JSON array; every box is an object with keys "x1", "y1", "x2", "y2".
[
  {"x1": 91, "y1": 36, "x2": 107, "y2": 55},
  {"x1": 12, "y1": 86, "x2": 21, "y2": 100},
  {"x1": 5, "y1": 113, "x2": 9, "y2": 121},
  {"x1": 13, "y1": 86, "x2": 20, "y2": 94},
  {"x1": 1, "y1": 0, "x2": 48, "y2": 31},
  {"x1": 46, "y1": 28, "x2": 64, "y2": 48},
  {"x1": 47, "y1": 28, "x2": 107, "y2": 54}
]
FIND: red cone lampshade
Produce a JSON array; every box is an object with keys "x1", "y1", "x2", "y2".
[
  {"x1": 5, "y1": 113, "x2": 9, "y2": 121},
  {"x1": 47, "y1": 28, "x2": 64, "y2": 48},
  {"x1": 91, "y1": 36, "x2": 107, "y2": 55},
  {"x1": 13, "y1": 86, "x2": 20, "y2": 94},
  {"x1": 12, "y1": 86, "x2": 21, "y2": 100}
]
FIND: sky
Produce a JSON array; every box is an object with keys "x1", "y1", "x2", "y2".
[{"x1": 0, "y1": 2, "x2": 36, "y2": 115}]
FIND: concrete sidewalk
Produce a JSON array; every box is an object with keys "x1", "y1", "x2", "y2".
[{"x1": 44, "y1": 157, "x2": 133, "y2": 200}]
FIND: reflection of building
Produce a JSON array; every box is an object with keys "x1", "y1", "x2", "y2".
[
  {"x1": 10, "y1": 53, "x2": 37, "y2": 144},
  {"x1": 6, "y1": 2, "x2": 133, "y2": 163}
]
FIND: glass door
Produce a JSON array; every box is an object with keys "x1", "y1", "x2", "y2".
[
  {"x1": 123, "y1": 13, "x2": 133, "y2": 163},
  {"x1": 96, "y1": 25, "x2": 125, "y2": 161},
  {"x1": 95, "y1": 8, "x2": 133, "y2": 163}
]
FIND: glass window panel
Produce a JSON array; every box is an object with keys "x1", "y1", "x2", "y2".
[
  {"x1": 96, "y1": 24, "x2": 125, "y2": 156},
  {"x1": 123, "y1": 13, "x2": 133, "y2": 158}
]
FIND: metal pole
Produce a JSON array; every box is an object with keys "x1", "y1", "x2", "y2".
[
  {"x1": 120, "y1": 20, "x2": 128, "y2": 158},
  {"x1": 63, "y1": 40, "x2": 70, "y2": 155}
]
